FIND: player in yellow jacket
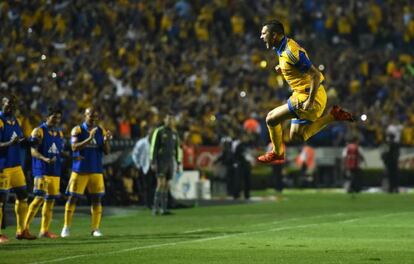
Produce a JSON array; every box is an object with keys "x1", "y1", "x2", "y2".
[{"x1": 257, "y1": 20, "x2": 354, "y2": 164}]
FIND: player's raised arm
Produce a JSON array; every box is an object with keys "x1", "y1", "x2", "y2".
[
  {"x1": 0, "y1": 120, "x2": 19, "y2": 148},
  {"x1": 71, "y1": 126, "x2": 97, "y2": 151},
  {"x1": 30, "y1": 127, "x2": 54, "y2": 164}
]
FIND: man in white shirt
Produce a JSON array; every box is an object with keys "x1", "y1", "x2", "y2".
[{"x1": 131, "y1": 123, "x2": 153, "y2": 208}]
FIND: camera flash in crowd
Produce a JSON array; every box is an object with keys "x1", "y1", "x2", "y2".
[
  {"x1": 318, "y1": 64, "x2": 325, "y2": 71},
  {"x1": 360, "y1": 114, "x2": 367, "y2": 121}
]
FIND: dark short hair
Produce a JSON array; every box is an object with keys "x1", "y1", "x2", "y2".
[
  {"x1": 47, "y1": 106, "x2": 63, "y2": 117},
  {"x1": 263, "y1": 20, "x2": 285, "y2": 35}
]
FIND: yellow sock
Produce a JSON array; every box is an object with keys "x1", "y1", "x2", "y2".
[
  {"x1": 267, "y1": 124, "x2": 283, "y2": 154},
  {"x1": 24, "y1": 196, "x2": 44, "y2": 230},
  {"x1": 302, "y1": 114, "x2": 335, "y2": 141},
  {"x1": 91, "y1": 204, "x2": 102, "y2": 231},
  {"x1": 15, "y1": 199, "x2": 28, "y2": 234},
  {"x1": 40, "y1": 200, "x2": 55, "y2": 233},
  {"x1": 64, "y1": 202, "x2": 76, "y2": 228},
  {"x1": 0, "y1": 202, "x2": 3, "y2": 235}
]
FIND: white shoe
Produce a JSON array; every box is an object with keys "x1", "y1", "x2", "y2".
[
  {"x1": 61, "y1": 227, "x2": 70, "y2": 238},
  {"x1": 91, "y1": 230, "x2": 103, "y2": 237}
]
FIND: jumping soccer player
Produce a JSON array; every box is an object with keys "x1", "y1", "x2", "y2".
[
  {"x1": 23, "y1": 107, "x2": 64, "y2": 239},
  {"x1": 0, "y1": 95, "x2": 36, "y2": 242},
  {"x1": 257, "y1": 20, "x2": 354, "y2": 164},
  {"x1": 61, "y1": 107, "x2": 112, "y2": 237}
]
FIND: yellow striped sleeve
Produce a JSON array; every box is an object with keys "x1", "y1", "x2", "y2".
[
  {"x1": 71, "y1": 126, "x2": 81, "y2": 137},
  {"x1": 31, "y1": 127, "x2": 44, "y2": 140}
]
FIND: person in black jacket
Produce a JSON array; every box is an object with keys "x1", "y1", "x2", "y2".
[
  {"x1": 150, "y1": 113, "x2": 181, "y2": 215},
  {"x1": 232, "y1": 134, "x2": 252, "y2": 200},
  {"x1": 214, "y1": 137, "x2": 235, "y2": 197},
  {"x1": 381, "y1": 134, "x2": 400, "y2": 193}
]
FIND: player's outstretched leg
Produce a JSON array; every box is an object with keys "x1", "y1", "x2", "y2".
[
  {"x1": 21, "y1": 196, "x2": 44, "y2": 240},
  {"x1": 299, "y1": 105, "x2": 354, "y2": 142},
  {"x1": 330, "y1": 105, "x2": 355, "y2": 122},
  {"x1": 15, "y1": 190, "x2": 36, "y2": 240},
  {"x1": 257, "y1": 104, "x2": 293, "y2": 164},
  {"x1": 39, "y1": 199, "x2": 58, "y2": 239}
]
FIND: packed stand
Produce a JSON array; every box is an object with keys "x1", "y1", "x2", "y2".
[{"x1": 0, "y1": 0, "x2": 413, "y2": 147}]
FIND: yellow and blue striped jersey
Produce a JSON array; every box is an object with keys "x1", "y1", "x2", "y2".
[
  {"x1": 274, "y1": 37, "x2": 324, "y2": 93},
  {"x1": 0, "y1": 113, "x2": 24, "y2": 169}
]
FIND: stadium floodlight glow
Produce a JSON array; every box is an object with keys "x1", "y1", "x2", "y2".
[
  {"x1": 240, "y1": 91, "x2": 246, "y2": 98},
  {"x1": 318, "y1": 64, "x2": 325, "y2": 71},
  {"x1": 360, "y1": 114, "x2": 367, "y2": 121},
  {"x1": 41, "y1": 54, "x2": 46, "y2": 60}
]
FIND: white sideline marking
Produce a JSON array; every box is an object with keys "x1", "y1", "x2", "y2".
[{"x1": 31, "y1": 212, "x2": 411, "y2": 264}]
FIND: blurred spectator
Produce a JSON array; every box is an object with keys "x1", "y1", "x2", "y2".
[
  {"x1": 342, "y1": 136, "x2": 365, "y2": 193},
  {"x1": 214, "y1": 136, "x2": 234, "y2": 197},
  {"x1": 181, "y1": 131, "x2": 196, "y2": 170},
  {"x1": 381, "y1": 134, "x2": 400, "y2": 193},
  {"x1": 295, "y1": 143, "x2": 316, "y2": 187},
  {"x1": 131, "y1": 121, "x2": 154, "y2": 208},
  {"x1": 386, "y1": 117, "x2": 403, "y2": 144},
  {"x1": 232, "y1": 133, "x2": 253, "y2": 200}
]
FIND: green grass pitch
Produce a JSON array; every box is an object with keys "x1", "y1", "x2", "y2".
[{"x1": 1, "y1": 192, "x2": 414, "y2": 264}]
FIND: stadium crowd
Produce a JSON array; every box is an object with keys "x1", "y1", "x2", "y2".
[{"x1": 1, "y1": 0, "x2": 414, "y2": 147}]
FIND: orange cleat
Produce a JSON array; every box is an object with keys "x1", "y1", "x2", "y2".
[
  {"x1": 39, "y1": 231, "x2": 59, "y2": 239},
  {"x1": 0, "y1": 234, "x2": 9, "y2": 243},
  {"x1": 257, "y1": 151, "x2": 285, "y2": 164},
  {"x1": 330, "y1": 105, "x2": 355, "y2": 122},
  {"x1": 16, "y1": 229, "x2": 37, "y2": 240}
]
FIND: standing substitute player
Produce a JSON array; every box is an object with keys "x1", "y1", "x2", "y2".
[
  {"x1": 150, "y1": 113, "x2": 181, "y2": 215},
  {"x1": 61, "y1": 107, "x2": 112, "y2": 237},
  {"x1": 23, "y1": 107, "x2": 64, "y2": 239},
  {"x1": 257, "y1": 20, "x2": 354, "y2": 164},
  {"x1": 0, "y1": 95, "x2": 36, "y2": 242}
]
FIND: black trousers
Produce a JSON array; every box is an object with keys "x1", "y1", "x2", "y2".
[
  {"x1": 347, "y1": 169, "x2": 362, "y2": 193},
  {"x1": 137, "y1": 168, "x2": 156, "y2": 208},
  {"x1": 386, "y1": 166, "x2": 399, "y2": 193},
  {"x1": 233, "y1": 162, "x2": 251, "y2": 199}
]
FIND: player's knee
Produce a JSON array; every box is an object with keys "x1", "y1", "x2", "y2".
[{"x1": 266, "y1": 113, "x2": 278, "y2": 126}]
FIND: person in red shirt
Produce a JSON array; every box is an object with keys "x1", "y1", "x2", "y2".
[{"x1": 342, "y1": 137, "x2": 365, "y2": 193}]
